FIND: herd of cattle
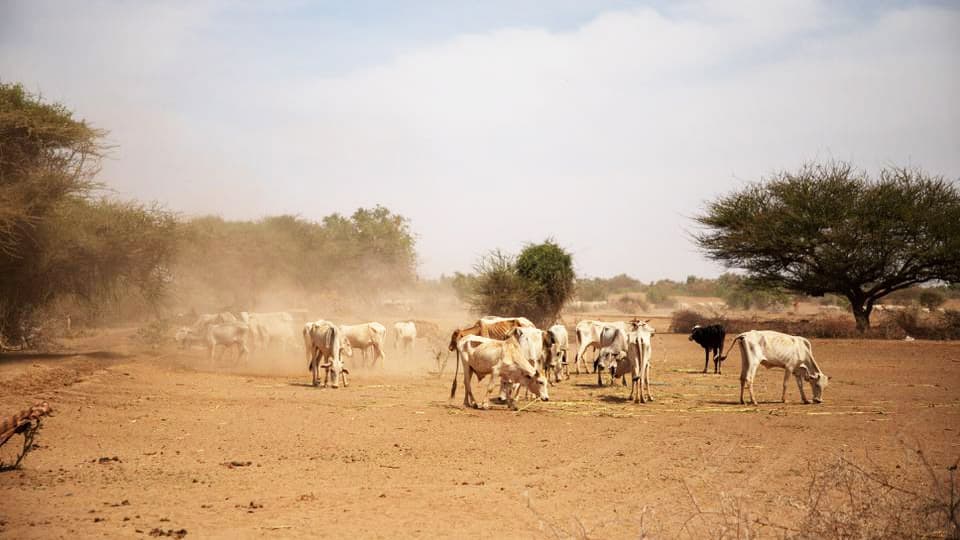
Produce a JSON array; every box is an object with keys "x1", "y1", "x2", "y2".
[{"x1": 175, "y1": 313, "x2": 829, "y2": 411}]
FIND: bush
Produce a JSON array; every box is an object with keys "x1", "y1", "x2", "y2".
[{"x1": 462, "y1": 242, "x2": 576, "y2": 327}]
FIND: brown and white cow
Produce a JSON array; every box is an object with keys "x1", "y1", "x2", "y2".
[
  {"x1": 449, "y1": 330, "x2": 549, "y2": 411},
  {"x1": 447, "y1": 316, "x2": 536, "y2": 353}
]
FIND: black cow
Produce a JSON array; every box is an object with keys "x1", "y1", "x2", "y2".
[{"x1": 689, "y1": 324, "x2": 726, "y2": 374}]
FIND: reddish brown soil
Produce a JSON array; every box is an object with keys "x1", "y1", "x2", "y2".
[{"x1": 2, "y1": 327, "x2": 958, "y2": 538}]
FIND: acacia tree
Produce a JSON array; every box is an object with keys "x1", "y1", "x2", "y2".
[{"x1": 695, "y1": 162, "x2": 960, "y2": 331}]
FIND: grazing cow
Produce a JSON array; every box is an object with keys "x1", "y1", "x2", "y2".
[
  {"x1": 595, "y1": 325, "x2": 628, "y2": 386},
  {"x1": 545, "y1": 324, "x2": 569, "y2": 382},
  {"x1": 721, "y1": 330, "x2": 829, "y2": 405},
  {"x1": 393, "y1": 321, "x2": 417, "y2": 355},
  {"x1": 689, "y1": 324, "x2": 726, "y2": 374},
  {"x1": 203, "y1": 322, "x2": 250, "y2": 365},
  {"x1": 303, "y1": 321, "x2": 353, "y2": 388},
  {"x1": 449, "y1": 331, "x2": 549, "y2": 410},
  {"x1": 577, "y1": 319, "x2": 653, "y2": 376},
  {"x1": 341, "y1": 322, "x2": 387, "y2": 368}
]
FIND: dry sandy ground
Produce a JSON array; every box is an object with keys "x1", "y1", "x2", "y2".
[{"x1": 2, "y1": 326, "x2": 958, "y2": 538}]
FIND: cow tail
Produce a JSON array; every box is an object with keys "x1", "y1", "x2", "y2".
[
  {"x1": 717, "y1": 334, "x2": 744, "y2": 362},
  {"x1": 450, "y1": 347, "x2": 461, "y2": 399}
]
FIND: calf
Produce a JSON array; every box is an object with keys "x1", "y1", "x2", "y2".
[
  {"x1": 449, "y1": 331, "x2": 549, "y2": 411},
  {"x1": 722, "y1": 330, "x2": 829, "y2": 405},
  {"x1": 689, "y1": 324, "x2": 726, "y2": 374}
]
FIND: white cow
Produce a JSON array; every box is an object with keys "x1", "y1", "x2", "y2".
[
  {"x1": 303, "y1": 320, "x2": 353, "y2": 388},
  {"x1": 573, "y1": 320, "x2": 605, "y2": 374},
  {"x1": 545, "y1": 324, "x2": 569, "y2": 382},
  {"x1": 202, "y1": 322, "x2": 250, "y2": 365},
  {"x1": 241, "y1": 311, "x2": 298, "y2": 353},
  {"x1": 576, "y1": 319, "x2": 653, "y2": 375},
  {"x1": 722, "y1": 330, "x2": 829, "y2": 405},
  {"x1": 393, "y1": 321, "x2": 417, "y2": 355},
  {"x1": 341, "y1": 322, "x2": 387, "y2": 368},
  {"x1": 618, "y1": 328, "x2": 653, "y2": 403},
  {"x1": 449, "y1": 331, "x2": 549, "y2": 411}
]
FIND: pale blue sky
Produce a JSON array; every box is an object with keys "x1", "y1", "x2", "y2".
[{"x1": 2, "y1": 1, "x2": 958, "y2": 280}]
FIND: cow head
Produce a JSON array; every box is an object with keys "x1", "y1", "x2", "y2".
[
  {"x1": 174, "y1": 327, "x2": 192, "y2": 349},
  {"x1": 688, "y1": 324, "x2": 701, "y2": 342},
  {"x1": 798, "y1": 365, "x2": 828, "y2": 403},
  {"x1": 522, "y1": 369, "x2": 550, "y2": 402}
]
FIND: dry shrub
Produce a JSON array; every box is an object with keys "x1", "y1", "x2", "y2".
[
  {"x1": 889, "y1": 308, "x2": 960, "y2": 340},
  {"x1": 669, "y1": 309, "x2": 725, "y2": 334},
  {"x1": 796, "y1": 450, "x2": 959, "y2": 539},
  {"x1": 678, "y1": 447, "x2": 959, "y2": 539}
]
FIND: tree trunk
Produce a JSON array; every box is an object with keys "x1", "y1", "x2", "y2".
[{"x1": 849, "y1": 297, "x2": 872, "y2": 333}]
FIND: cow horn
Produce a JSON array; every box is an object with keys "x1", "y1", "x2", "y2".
[
  {"x1": 320, "y1": 362, "x2": 331, "y2": 368},
  {"x1": 342, "y1": 367, "x2": 350, "y2": 374}
]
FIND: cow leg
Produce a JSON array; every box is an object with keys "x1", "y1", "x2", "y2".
[
  {"x1": 645, "y1": 365, "x2": 654, "y2": 402},
  {"x1": 795, "y1": 374, "x2": 810, "y2": 404},
  {"x1": 704, "y1": 349, "x2": 709, "y2": 373},
  {"x1": 374, "y1": 343, "x2": 385, "y2": 368},
  {"x1": 781, "y1": 369, "x2": 792, "y2": 403},
  {"x1": 463, "y1": 366, "x2": 475, "y2": 408}
]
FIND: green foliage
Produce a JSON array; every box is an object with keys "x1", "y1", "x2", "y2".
[
  {"x1": 515, "y1": 240, "x2": 575, "y2": 324},
  {"x1": 461, "y1": 241, "x2": 576, "y2": 326},
  {"x1": 695, "y1": 161, "x2": 960, "y2": 330}
]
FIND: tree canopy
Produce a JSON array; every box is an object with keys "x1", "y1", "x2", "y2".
[
  {"x1": 458, "y1": 241, "x2": 576, "y2": 327},
  {"x1": 695, "y1": 161, "x2": 960, "y2": 330}
]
